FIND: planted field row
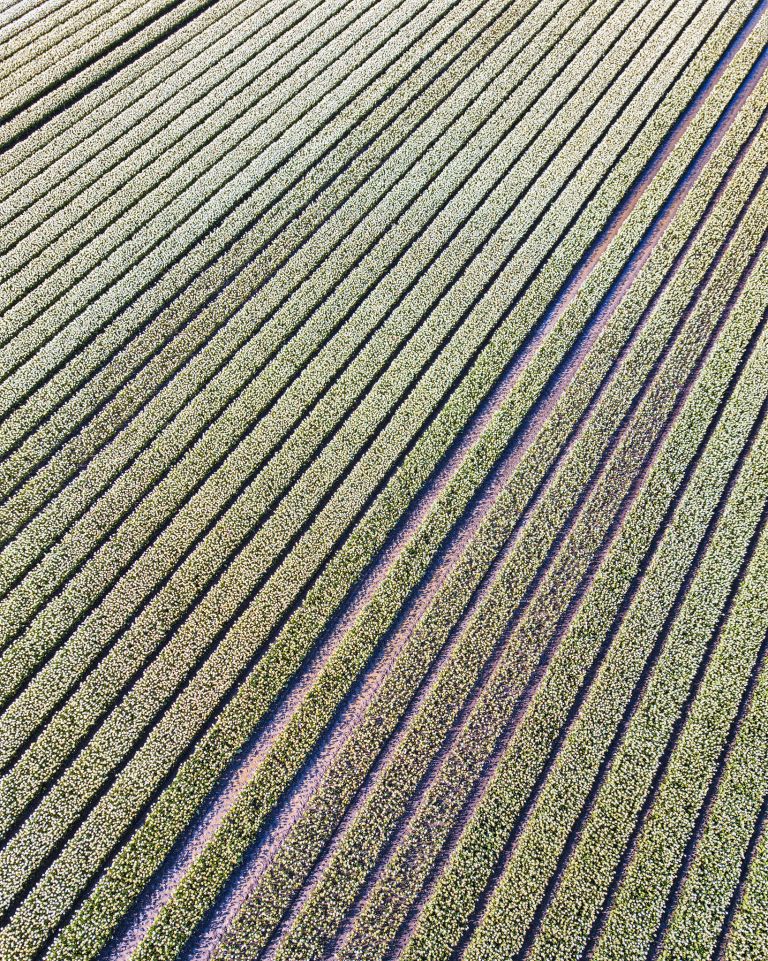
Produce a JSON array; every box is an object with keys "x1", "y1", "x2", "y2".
[
  {"x1": 0, "y1": 0, "x2": 720, "y2": 824},
  {"x1": 1, "y1": 0, "x2": 767, "y2": 958},
  {"x1": 209, "y1": 106, "x2": 768, "y2": 961}
]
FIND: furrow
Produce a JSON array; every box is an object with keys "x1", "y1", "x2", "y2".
[
  {"x1": 398, "y1": 248, "x2": 768, "y2": 961},
  {"x1": 243, "y1": 119, "x2": 768, "y2": 961},
  {"x1": 3, "y1": 7, "x2": 760, "y2": 956}
]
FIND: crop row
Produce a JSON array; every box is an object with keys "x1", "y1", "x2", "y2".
[
  {"x1": 0, "y1": 0, "x2": 605, "y2": 623},
  {"x1": 0, "y1": 0, "x2": 126, "y2": 71},
  {"x1": 721, "y1": 801, "x2": 768, "y2": 959},
  {"x1": 213, "y1": 103, "x2": 768, "y2": 961},
  {"x1": 0, "y1": 9, "x2": 656, "y2": 848},
  {"x1": 653, "y1": 663, "x2": 768, "y2": 961},
  {"x1": 0, "y1": 0, "x2": 361, "y2": 222},
  {"x1": 0, "y1": 0, "x2": 664, "y2": 780},
  {"x1": 466, "y1": 156, "x2": 768, "y2": 961},
  {"x1": 475, "y1": 419, "x2": 768, "y2": 961},
  {"x1": 1, "y1": 0, "x2": 741, "y2": 546},
  {"x1": 124, "y1": 20, "x2": 768, "y2": 952},
  {"x1": 0, "y1": 0, "x2": 691, "y2": 884},
  {"x1": 0, "y1": 0, "x2": 280, "y2": 172},
  {"x1": 521, "y1": 277, "x2": 768, "y2": 961},
  {"x1": 0, "y1": 0, "x2": 704, "y2": 442},
  {"x1": 0, "y1": 0, "x2": 550, "y2": 542},
  {"x1": 10, "y1": 0, "x2": 752, "y2": 528},
  {"x1": 0, "y1": 0, "x2": 502, "y2": 378},
  {"x1": 0, "y1": 0, "x2": 76, "y2": 36},
  {"x1": 0, "y1": 0, "x2": 521, "y2": 517},
  {"x1": 583, "y1": 498, "x2": 768, "y2": 961},
  {"x1": 0, "y1": 0, "x2": 217, "y2": 140},
  {"x1": 325, "y1": 115, "x2": 768, "y2": 961},
  {"x1": 0, "y1": 0, "x2": 602, "y2": 573},
  {"x1": 0, "y1": 0, "x2": 428, "y2": 354},
  {"x1": 0, "y1": 0, "x2": 169, "y2": 95},
  {"x1": 0, "y1": 3, "x2": 756, "y2": 956},
  {"x1": 401, "y1": 237, "x2": 768, "y2": 961},
  {"x1": 0, "y1": 0, "x2": 412, "y2": 286}
]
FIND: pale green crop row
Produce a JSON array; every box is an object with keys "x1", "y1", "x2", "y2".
[
  {"x1": 0, "y1": 0, "x2": 127, "y2": 46},
  {"x1": 0, "y1": 0, "x2": 353, "y2": 226},
  {"x1": 0, "y1": 0, "x2": 548, "y2": 547},
  {"x1": 0, "y1": 0, "x2": 599, "y2": 560},
  {"x1": 400, "y1": 247, "x2": 768, "y2": 961},
  {"x1": 0, "y1": 6, "x2": 750, "y2": 956},
  {"x1": 0, "y1": 0, "x2": 449, "y2": 365},
  {"x1": 655, "y1": 663, "x2": 768, "y2": 959},
  {"x1": 0, "y1": 0, "x2": 595, "y2": 611},
  {"x1": 0, "y1": 0, "x2": 169, "y2": 95},
  {"x1": 0, "y1": 0, "x2": 700, "y2": 434},
  {"x1": 0, "y1": 0, "x2": 437, "y2": 425},
  {"x1": 722, "y1": 806, "x2": 768, "y2": 960},
  {"x1": 0, "y1": 0, "x2": 400, "y2": 275},
  {"x1": 0, "y1": 0, "x2": 128, "y2": 69},
  {"x1": 0, "y1": 0, "x2": 656, "y2": 756},
  {"x1": 588, "y1": 521, "x2": 768, "y2": 961},
  {"x1": 0, "y1": 0, "x2": 77, "y2": 36},
  {"x1": 0, "y1": 0, "x2": 212, "y2": 129},
  {"x1": 330, "y1": 119, "x2": 768, "y2": 961},
  {"x1": 0, "y1": 0, "x2": 703, "y2": 548},
  {"x1": 0, "y1": 0, "x2": 235, "y2": 151},
  {"x1": 0, "y1": 0, "x2": 287, "y2": 181},
  {"x1": 0, "y1": 0, "x2": 526, "y2": 504},
  {"x1": 222, "y1": 100, "x2": 768, "y2": 961},
  {"x1": 0, "y1": 0, "x2": 681, "y2": 875}
]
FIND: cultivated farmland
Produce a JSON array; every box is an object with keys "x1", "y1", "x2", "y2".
[{"x1": 0, "y1": 0, "x2": 767, "y2": 956}]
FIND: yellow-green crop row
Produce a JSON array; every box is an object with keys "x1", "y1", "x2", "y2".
[
  {"x1": 721, "y1": 805, "x2": 768, "y2": 961},
  {"x1": 462, "y1": 148, "x2": 768, "y2": 961},
  {"x1": 216, "y1": 85, "x2": 768, "y2": 961},
  {"x1": 580, "y1": 402, "x2": 768, "y2": 961},
  {"x1": 654, "y1": 650, "x2": 768, "y2": 959},
  {"x1": 325, "y1": 112, "x2": 768, "y2": 961},
  {"x1": 519, "y1": 299, "x2": 768, "y2": 961},
  {"x1": 0, "y1": 1, "x2": 755, "y2": 957},
  {"x1": 456, "y1": 264, "x2": 764, "y2": 959},
  {"x1": 400, "y1": 242, "x2": 768, "y2": 961}
]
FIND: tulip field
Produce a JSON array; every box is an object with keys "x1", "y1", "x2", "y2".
[{"x1": 1, "y1": 0, "x2": 767, "y2": 956}]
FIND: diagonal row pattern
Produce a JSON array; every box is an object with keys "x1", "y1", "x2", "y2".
[{"x1": 1, "y1": 0, "x2": 766, "y2": 959}]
